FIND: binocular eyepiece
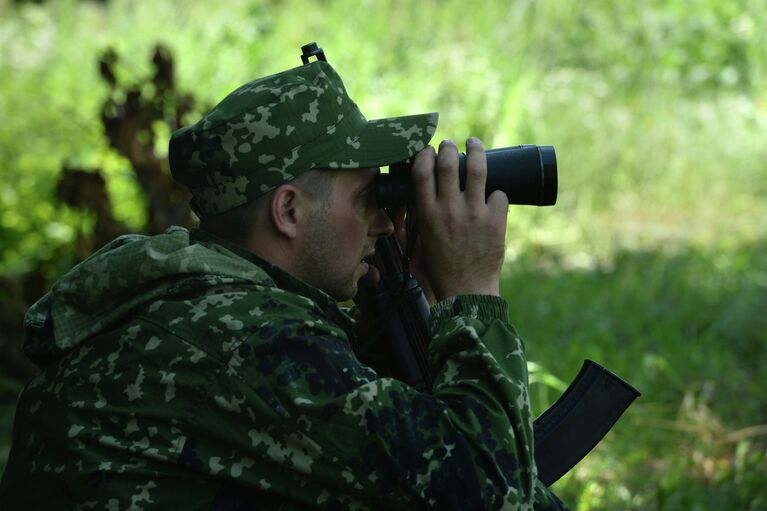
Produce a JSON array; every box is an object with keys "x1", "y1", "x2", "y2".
[{"x1": 375, "y1": 145, "x2": 557, "y2": 207}]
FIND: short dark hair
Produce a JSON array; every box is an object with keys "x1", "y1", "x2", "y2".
[{"x1": 198, "y1": 169, "x2": 336, "y2": 246}]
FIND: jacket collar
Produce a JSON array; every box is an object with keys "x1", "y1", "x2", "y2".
[{"x1": 190, "y1": 229, "x2": 356, "y2": 337}]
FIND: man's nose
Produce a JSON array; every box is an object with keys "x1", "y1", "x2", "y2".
[{"x1": 371, "y1": 208, "x2": 395, "y2": 239}]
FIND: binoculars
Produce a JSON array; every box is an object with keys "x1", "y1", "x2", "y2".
[{"x1": 375, "y1": 145, "x2": 557, "y2": 208}]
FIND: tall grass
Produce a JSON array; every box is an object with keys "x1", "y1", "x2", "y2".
[{"x1": 506, "y1": 239, "x2": 767, "y2": 509}]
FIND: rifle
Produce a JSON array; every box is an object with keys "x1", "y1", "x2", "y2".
[{"x1": 357, "y1": 235, "x2": 640, "y2": 486}]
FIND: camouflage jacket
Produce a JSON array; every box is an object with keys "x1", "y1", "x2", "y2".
[{"x1": 0, "y1": 227, "x2": 567, "y2": 510}]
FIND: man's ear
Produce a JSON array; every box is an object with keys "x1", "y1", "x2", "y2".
[{"x1": 269, "y1": 184, "x2": 303, "y2": 239}]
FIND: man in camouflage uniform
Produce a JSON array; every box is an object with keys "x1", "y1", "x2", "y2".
[{"x1": 0, "y1": 50, "x2": 569, "y2": 510}]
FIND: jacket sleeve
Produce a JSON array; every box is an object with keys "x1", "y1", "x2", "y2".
[{"x1": 179, "y1": 290, "x2": 568, "y2": 510}]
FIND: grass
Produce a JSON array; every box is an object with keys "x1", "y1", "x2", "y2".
[
  {"x1": 505, "y1": 238, "x2": 767, "y2": 509},
  {"x1": 1, "y1": 0, "x2": 766, "y2": 508}
]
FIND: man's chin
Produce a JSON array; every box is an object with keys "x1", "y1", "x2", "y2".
[
  {"x1": 323, "y1": 266, "x2": 371, "y2": 302},
  {"x1": 325, "y1": 278, "x2": 357, "y2": 303},
  {"x1": 328, "y1": 285, "x2": 355, "y2": 303}
]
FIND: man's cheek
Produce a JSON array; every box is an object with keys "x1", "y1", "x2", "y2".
[{"x1": 335, "y1": 224, "x2": 360, "y2": 250}]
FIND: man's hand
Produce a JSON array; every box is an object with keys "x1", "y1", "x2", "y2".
[{"x1": 411, "y1": 138, "x2": 509, "y2": 301}]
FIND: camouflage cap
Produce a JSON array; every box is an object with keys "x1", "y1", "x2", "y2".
[{"x1": 169, "y1": 60, "x2": 439, "y2": 217}]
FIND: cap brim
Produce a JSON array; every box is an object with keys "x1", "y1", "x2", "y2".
[{"x1": 312, "y1": 112, "x2": 439, "y2": 169}]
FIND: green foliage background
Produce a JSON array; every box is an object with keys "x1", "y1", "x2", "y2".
[{"x1": 1, "y1": 0, "x2": 766, "y2": 508}]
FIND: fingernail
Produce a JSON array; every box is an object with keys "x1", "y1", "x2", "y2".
[
  {"x1": 419, "y1": 145, "x2": 435, "y2": 157},
  {"x1": 467, "y1": 137, "x2": 481, "y2": 145},
  {"x1": 440, "y1": 139, "x2": 455, "y2": 146}
]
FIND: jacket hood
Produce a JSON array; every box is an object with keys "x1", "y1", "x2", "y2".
[{"x1": 23, "y1": 227, "x2": 268, "y2": 367}]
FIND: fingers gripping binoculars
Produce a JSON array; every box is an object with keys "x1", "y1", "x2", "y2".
[{"x1": 375, "y1": 145, "x2": 558, "y2": 208}]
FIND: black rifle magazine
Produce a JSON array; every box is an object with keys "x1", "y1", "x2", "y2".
[{"x1": 532, "y1": 359, "x2": 641, "y2": 486}]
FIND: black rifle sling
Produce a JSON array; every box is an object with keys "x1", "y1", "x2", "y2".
[{"x1": 356, "y1": 236, "x2": 432, "y2": 392}]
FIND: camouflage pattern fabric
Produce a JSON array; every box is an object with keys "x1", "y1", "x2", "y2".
[
  {"x1": 169, "y1": 60, "x2": 438, "y2": 218},
  {"x1": 0, "y1": 227, "x2": 568, "y2": 510}
]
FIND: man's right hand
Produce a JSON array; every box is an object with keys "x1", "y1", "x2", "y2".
[{"x1": 411, "y1": 138, "x2": 509, "y2": 302}]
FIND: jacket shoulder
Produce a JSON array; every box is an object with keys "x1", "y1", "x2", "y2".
[{"x1": 139, "y1": 280, "x2": 341, "y2": 360}]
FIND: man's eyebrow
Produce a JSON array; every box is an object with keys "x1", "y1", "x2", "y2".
[
  {"x1": 356, "y1": 181, "x2": 375, "y2": 195},
  {"x1": 355, "y1": 170, "x2": 379, "y2": 194}
]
